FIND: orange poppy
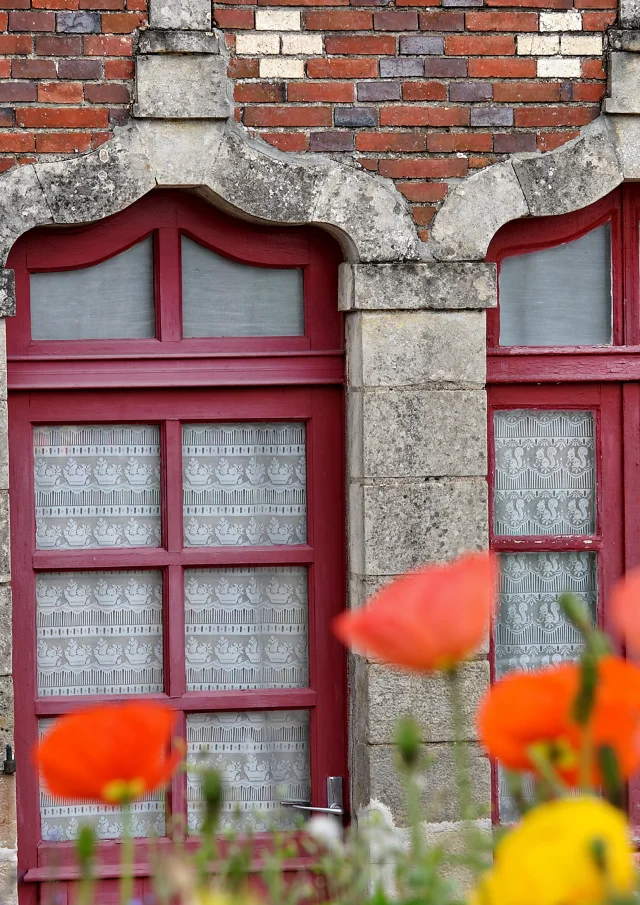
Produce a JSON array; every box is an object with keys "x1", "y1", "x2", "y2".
[
  {"x1": 610, "y1": 566, "x2": 640, "y2": 658},
  {"x1": 34, "y1": 700, "x2": 180, "y2": 804},
  {"x1": 478, "y1": 657, "x2": 640, "y2": 786},
  {"x1": 333, "y1": 551, "x2": 496, "y2": 672}
]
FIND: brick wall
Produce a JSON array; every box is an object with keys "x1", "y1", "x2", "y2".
[{"x1": 0, "y1": 0, "x2": 614, "y2": 235}]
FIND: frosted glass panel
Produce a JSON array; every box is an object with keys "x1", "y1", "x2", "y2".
[
  {"x1": 40, "y1": 719, "x2": 166, "y2": 840},
  {"x1": 494, "y1": 410, "x2": 595, "y2": 536},
  {"x1": 31, "y1": 238, "x2": 155, "y2": 340},
  {"x1": 183, "y1": 423, "x2": 307, "y2": 547},
  {"x1": 36, "y1": 570, "x2": 163, "y2": 696},
  {"x1": 185, "y1": 567, "x2": 308, "y2": 691},
  {"x1": 187, "y1": 711, "x2": 310, "y2": 833},
  {"x1": 34, "y1": 425, "x2": 161, "y2": 550},
  {"x1": 181, "y1": 236, "x2": 304, "y2": 338},
  {"x1": 499, "y1": 224, "x2": 612, "y2": 346}
]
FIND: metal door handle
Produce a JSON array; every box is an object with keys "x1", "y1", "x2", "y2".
[
  {"x1": 281, "y1": 776, "x2": 344, "y2": 817},
  {"x1": 281, "y1": 801, "x2": 344, "y2": 816}
]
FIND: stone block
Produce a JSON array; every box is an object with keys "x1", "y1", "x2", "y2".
[
  {"x1": 281, "y1": 33, "x2": 323, "y2": 54},
  {"x1": 540, "y1": 10, "x2": 582, "y2": 30},
  {"x1": 135, "y1": 54, "x2": 232, "y2": 119},
  {"x1": 360, "y1": 477, "x2": 488, "y2": 574},
  {"x1": 537, "y1": 57, "x2": 581, "y2": 78},
  {"x1": 349, "y1": 389, "x2": 487, "y2": 478},
  {"x1": 0, "y1": 855, "x2": 17, "y2": 905},
  {"x1": 430, "y1": 161, "x2": 528, "y2": 262},
  {"x1": 0, "y1": 588, "x2": 10, "y2": 676},
  {"x1": 348, "y1": 311, "x2": 486, "y2": 387},
  {"x1": 0, "y1": 165, "x2": 52, "y2": 266},
  {"x1": 0, "y1": 777, "x2": 15, "y2": 848},
  {"x1": 366, "y1": 660, "x2": 490, "y2": 743},
  {"x1": 516, "y1": 33, "x2": 558, "y2": 55},
  {"x1": 0, "y1": 273, "x2": 14, "y2": 319},
  {"x1": 610, "y1": 114, "x2": 640, "y2": 178},
  {"x1": 0, "y1": 676, "x2": 13, "y2": 750},
  {"x1": 149, "y1": 0, "x2": 211, "y2": 30},
  {"x1": 513, "y1": 118, "x2": 622, "y2": 217},
  {"x1": 56, "y1": 11, "x2": 100, "y2": 32},
  {"x1": 609, "y1": 29, "x2": 640, "y2": 51},
  {"x1": 260, "y1": 58, "x2": 304, "y2": 79},
  {"x1": 255, "y1": 9, "x2": 301, "y2": 30},
  {"x1": 620, "y1": 0, "x2": 640, "y2": 26},
  {"x1": 561, "y1": 34, "x2": 602, "y2": 55},
  {"x1": 138, "y1": 29, "x2": 221, "y2": 54},
  {"x1": 368, "y1": 742, "x2": 491, "y2": 824},
  {"x1": 236, "y1": 33, "x2": 280, "y2": 54},
  {"x1": 136, "y1": 119, "x2": 226, "y2": 186},
  {"x1": 605, "y1": 53, "x2": 640, "y2": 114}
]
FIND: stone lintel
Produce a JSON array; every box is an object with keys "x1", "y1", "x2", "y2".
[
  {"x1": 138, "y1": 29, "x2": 221, "y2": 55},
  {"x1": 0, "y1": 273, "x2": 15, "y2": 319},
  {"x1": 134, "y1": 55, "x2": 232, "y2": 119},
  {"x1": 149, "y1": 0, "x2": 211, "y2": 31},
  {"x1": 605, "y1": 52, "x2": 640, "y2": 114}
]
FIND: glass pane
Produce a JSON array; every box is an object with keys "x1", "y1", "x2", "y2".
[
  {"x1": 31, "y1": 238, "x2": 155, "y2": 341},
  {"x1": 494, "y1": 410, "x2": 596, "y2": 536},
  {"x1": 39, "y1": 719, "x2": 166, "y2": 840},
  {"x1": 499, "y1": 224, "x2": 612, "y2": 347},
  {"x1": 181, "y1": 236, "x2": 304, "y2": 338},
  {"x1": 185, "y1": 567, "x2": 308, "y2": 691},
  {"x1": 495, "y1": 551, "x2": 597, "y2": 821},
  {"x1": 186, "y1": 710, "x2": 310, "y2": 833},
  {"x1": 34, "y1": 425, "x2": 161, "y2": 550},
  {"x1": 183, "y1": 423, "x2": 307, "y2": 547},
  {"x1": 36, "y1": 570, "x2": 163, "y2": 696}
]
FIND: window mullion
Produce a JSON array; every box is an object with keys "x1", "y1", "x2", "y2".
[{"x1": 156, "y1": 227, "x2": 182, "y2": 343}]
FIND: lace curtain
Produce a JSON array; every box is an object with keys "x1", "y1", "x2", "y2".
[
  {"x1": 183, "y1": 423, "x2": 307, "y2": 547},
  {"x1": 187, "y1": 711, "x2": 310, "y2": 833}
]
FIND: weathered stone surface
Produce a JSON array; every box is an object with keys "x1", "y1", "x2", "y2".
[
  {"x1": 0, "y1": 853, "x2": 17, "y2": 905},
  {"x1": 149, "y1": 0, "x2": 211, "y2": 30},
  {"x1": 138, "y1": 29, "x2": 221, "y2": 54},
  {"x1": 368, "y1": 743, "x2": 491, "y2": 824},
  {"x1": 609, "y1": 114, "x2": 640, "y2": 178},
  {"x1": 0, "y1": 413, "x2": 9, "y2": 493},
  {"x1": 609, "y1": 29, "x2": 640, "y2": 50},
  {"x1": 360, "y1": 477, "x2": 488, "y2": 574},
  {"x1": 620, "y1": 0, "x2": 640, "y2": 28},
  {"x1": 514, "y1": 119, "x2": 622, "y2": 216},
  {"x1": 339, "y1": 262, "x2": 497, "y2": 311},
  {"x1": 0, "y1": 166, "x2": 52, "y2": 266},
  {"x1": 135, "y1": 120, "x2": 227, "y2": 187},
  {"x1": 0, "y1": 274, "x2": 14, "y2": 319},
  {"x1": 0, "y1": 777, "x2": 15, "y2": 849},
  {"x1": 430, "y1": 161, "x2": 529, "y2": 262},
  {"x1": 135, "y1": 55, "x2": 232, "y2": 119},
  {"x1": 349, "y1": 389, "x2": 487, "y2": 477},
  {"x1": 0, "y1": 676, "x2": 13, "y2": 750},
  {"x1": 348, "y1": 311, "x2": 486, "y2": 388},
  {"x1": 366, "y1": 661, "x2": 489, "y2": 743},
  {"x1": 0, "y1": 589, "x2": 10, "y2": 677},
  {"x1": 605, "y1": 53, "x2": 640, "y2": 114}
]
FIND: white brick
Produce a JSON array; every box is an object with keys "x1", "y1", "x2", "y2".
[
  {"x1": 539, "y1": 10, "x2": 582, "y2": 30},
  {"x1": 560, "y1": 34, "x2": 603, "y2": 55},
  {"x1": 259, "y1": 57, "x2": 304, "y2": 77},
  {"x1": 235, "y1": 33, "x2": 280, "y2": 54},
  {"x1": 537, "y1": 56, "x2": 581, "y2": 77},
  {"x1": 516, "y1": 33, "x2": 559, "y2": 55},
  {"x1": 281, "y1": 33, "x2": 323, "y2": 54},
  {"x1": 255, "y1": 9, "x2": 301, "y2": 30}
]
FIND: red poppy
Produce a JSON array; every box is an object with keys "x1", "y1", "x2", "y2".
[
  {"x1": 34, "y1": 700, "x2": 180, "y2": 804},
  {"x1": 610, "y1": 566, "x2": 640, "y2": 658},
  {"x1": 333, "y1": 552, "x2": 496, "y2": 672}
]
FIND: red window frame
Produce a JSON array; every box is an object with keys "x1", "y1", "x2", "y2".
[
  {"x1": 7, "y1": 190, "x2": 347, "y2": 900},
  {"x1": 486, "y1": 184, "x2": 640, "y2": 830}
]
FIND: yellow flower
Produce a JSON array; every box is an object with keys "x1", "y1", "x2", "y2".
[{"x1": 470, "y1": 798, "x2": 634, "y2": 905}]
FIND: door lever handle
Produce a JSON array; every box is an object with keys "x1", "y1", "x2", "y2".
[
  {"x1": 281, "y1": 777, "x2": 345, "y2": 817},
  {"x1": 281, "y1": 800, "x2": 344, "y2": 816}
]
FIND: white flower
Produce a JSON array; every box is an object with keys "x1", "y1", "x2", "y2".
[{"x1": 306, "y1": 814, "x2": 343, "y2": 850}]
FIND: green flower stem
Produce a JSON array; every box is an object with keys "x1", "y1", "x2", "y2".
[
  {"x1": 446, "y1": 667, "x2": 472, "y2": 822},
  {"x1": 120, "y1": 801, "x2": 134, "y2": 905}
]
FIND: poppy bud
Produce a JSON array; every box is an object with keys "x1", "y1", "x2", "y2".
[
  {"x1": 76, "y1": 822, "x2": 96, "y2": 867},
  {"x1": 396, "y1": 716, "x2": 421, "y2": 768},
  {"x1": 201, "y1": 768, "x2": 223, "y2": 833}
]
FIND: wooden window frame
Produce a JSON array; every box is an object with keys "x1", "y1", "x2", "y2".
[{"x1": 7, "y1": 190, "x2": 347, "y2": 897}]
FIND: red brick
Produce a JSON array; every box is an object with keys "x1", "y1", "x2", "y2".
[
  {"x1": 582, "y1": 9, "x2": 616, "y2": 26},
  {"x1": 243, "y1": 105, "x2": 332, "y2": 127},
  {"x1": 355, "y1": 131, "x2": 426, "y2": 151},
  {"x1": 84, "y1": 82, "x2": 130, "y2": 103},
  {"x1": 427, "y1": 131, "x2": 493, "y2": 152},
  {"x1": 488, "y1": 0, "x2": 570, "y2": 7},
  {"x1": 36, "y1": 131, "x2": 92, "y2": 153},
  {"x1": 16, "y1": 106, "x2": 110, "y2": 127},
  {"x1": 574, "y1": 0, "x2": 615, "y2": 7},
  {"x1": 259, "y1": 0, "x2": 349, "y2": 5},
  {"x1": 468, "y1": 57, "x2": 536, "y2": 77},
  {"x1": 228, "y1": 57, "x2": 260, "y2": 78},
  {"x1": 469, "y1": 155, "x2": 495, "y2": 168},
  {"x1": 537, "y1": 130, "x2": 580, "y2": 151},
  {"x1": 466, "y1": 10, "x2": 538, "y2": 29},
  {"x1": 38, "y1": 81, "x2": 83, "y2": 103},
  {"x1": 0, "y1": 0, "x2": 29, "y2": 6},
  {"x1": 0, "y1": 36, "x2": 32, "y2": 54},
  {"x1": 0, "y1": 61, "x2": 9, "y2": 79},
  {"x1": 398, "y1": 0, "x2": 440, "y2": 6},
  {"x1": 419, "y1": 11, "x2": 464, "y2": 29},
  {"x1": 0, "y1": 160, "x2": 15, "y2": 173},
  {"x1": 101, "y1": 11, "x2": 144, "y2": 31},
  {"x1": 287, "y1": 80, "x2": 354, "y2": 101},
  {"x1": 58, "y1": 57, "x2": 101, "y2": 78},
  {"x1": 401, "y1": 81, "x2": 447, "y2": 101},
  {"x1": 582, "y1": 59, "x2": 606, "y2": 79},
  {"x1": 12, "y1": 59, "x2": 57, "y2": 79},
  {"x1": 380, "y1": 105, "x2": 469, "y2": 126},
  {"x1": 325, "y1": 35, "x2": 396, "y2": 54},
  {"x1": 0, "y1": 82, "x2": 37, "y2": 102},
  {"x1": 261, "y1": 132, "x2": 310, "y2": 151},
  {"x1": 445, "y1": 34, "x2": 515, "y2": 54},
  {"x1": 572, "y1": 82, "x2": 605, "y2": 102},
  {"x1": 235, "y1": 81, "x2": 285, "y2": 103},
  {"x1": 379, "y1": 157, "x2": 468, "y2": 178},
  {"x1": 307, "y1": 57, "x2": 378, "y2": 78},
  {"x1": 493, "y1": 81, "x2": 560, "y2": 102},
  {"x1": 412, "y1": 205, "x2": 437, "y2": 226},
  {"x1": 104, "y1": 58, "x2": 134, "y2": 78},
  {"x1": 305, "y1": 9, "x2": 372, "y2": 28},
  {"x1": 84, "y1": 35, "x2": 132, "y2": 55},
  {"x1": 36, "y1": 35, "x2": 83, "y2": 55},
  {"x1": 80, "y1": 0, "x2": 123, "y2": 6},
  {"x1": 90, "y1": 130, "x2": 111, "y2": 148},
  {"x1": 214, "y1": 8, "x2": 254, "y2": 27},
  {"x1": 514, "y1": 105, "x2": 598, "y2": 127},
  {"x1": 33, "y1": 0, "x2": 79, "y2": 7},
  {"x1": 398, "y1": 181, "x2": 448, "y2": 202},
  {"x1": 357, "y1": 158, "x2": 378, "y2": 171},
  {"x1": 0, "y1": 133, "x2": 34, "y2": 153},
  {"x1": 0, "y1": 109, "x2": 14, "y2": 127},
  {"x1": 9, "y1": 10, "x2": 55, "y2": 30},
  {"x1": 0, "y1": 12, "x2": 6, "y2": 28},
  {"x1": 374, "y1": 10, "x2": 418, "y2": 29}
]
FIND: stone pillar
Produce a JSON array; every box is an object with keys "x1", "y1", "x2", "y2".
[{"x1": 340, "y1": 261, "x2": 496, "y2": 865}]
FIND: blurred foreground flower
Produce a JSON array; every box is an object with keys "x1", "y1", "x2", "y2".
[
  {"x1": 333, "y1": 551, "x2": 496, "y2": 672},
  {"x1": 610, "y1": 565, "x2": 640, "y2": 657},
  {"x1": 478, "y1": 657, "x2": 640, "y2": 785},
  {"x1": 34, "y1": 700, "x2": 180, "y2": 804},
  {"x1": 469, "y1": 797, "x2": 634, "y2": 905}
]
